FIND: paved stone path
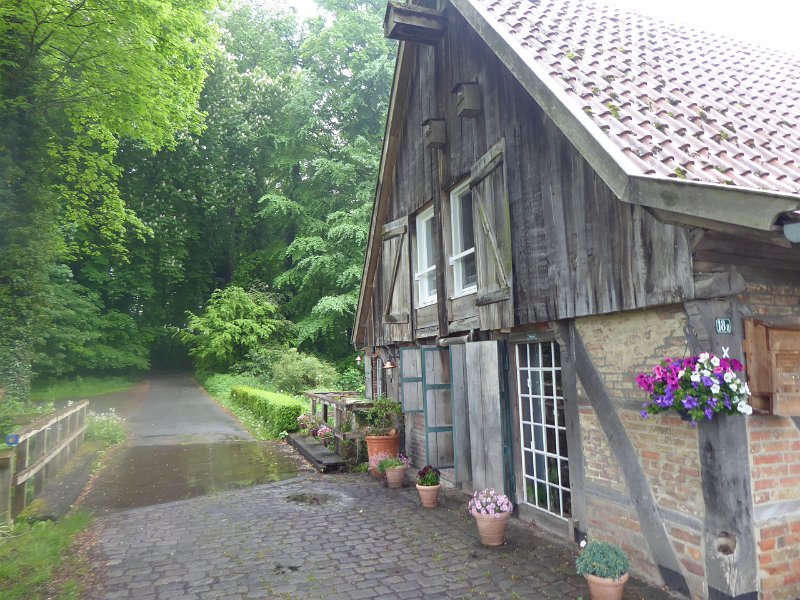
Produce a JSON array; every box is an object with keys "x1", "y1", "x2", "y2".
[{"x1": 86, "y1": 473, "x2": 678, "y2": 600}]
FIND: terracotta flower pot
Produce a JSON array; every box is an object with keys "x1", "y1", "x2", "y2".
[
  {"x1": 366, "y1": 434, "x2": 399, "y2": 475},
  {"x1": 416, "y1": 483, "x2": 440, "y2": 507},
  {"x1": 584, "y1": 572, "x2": 629, "y2": 600},
  {"x1": 472, "y1": 511, "x2": 511, "y2": 546},
  {"x1": 385, "y1": 466, "x2": 406, "y2": 488}
]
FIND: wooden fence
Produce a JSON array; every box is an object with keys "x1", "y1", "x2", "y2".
[{"x1": 0, "y1": 401, "x2": 89, "y2": 522}]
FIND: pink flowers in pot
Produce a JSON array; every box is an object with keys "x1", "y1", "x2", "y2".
[
  {"x1": 637, "y1": 352, "x2": 752, "y2": 426},
  {"x1": 468, "y1": 488, "x2": 513, "y2": 517}
]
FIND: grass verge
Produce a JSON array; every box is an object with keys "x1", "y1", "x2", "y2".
[
  {"x1": 0, "y1": 511, "x2": 91, "y2": 600},
  {"x1": 200, "y1": 374, "x2": 309, "y2": 440},
  {"x1": 31, "y1": 376, "x2": 138, "y2": 402}
]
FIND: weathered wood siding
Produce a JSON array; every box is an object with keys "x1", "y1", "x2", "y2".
[{"x1": 371, "y1": 7, "x2": 693, "y2": 344}]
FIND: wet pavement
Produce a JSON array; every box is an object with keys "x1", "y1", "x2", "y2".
[
  {"x1": 81, "y1": 378, "x2": 677, "y2": 599},
  {"x1": 85, "y1": 473, "x2": 679, "y2": 600},
  {"x1": 80, "y1": 376, "x2": 307, "y2": 513}
]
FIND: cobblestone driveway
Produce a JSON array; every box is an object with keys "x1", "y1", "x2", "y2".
[{"x1": 86, "y1": 472, "x2": 678, "y2": 600}]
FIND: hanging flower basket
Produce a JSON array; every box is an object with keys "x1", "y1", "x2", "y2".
[{"x1": 636, "y1": 353, "x2": 753, "y2": 426}]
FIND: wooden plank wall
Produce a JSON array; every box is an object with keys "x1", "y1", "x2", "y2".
[
  {"x1": 465, "y1": 341, "x2": 506, "y2": 494},
  {"x1": 450, "y1": 344, "x2": 472, "y2": 482},
  {"x1": 369, "y1": 6, "x2": 694, "y2": 343}
]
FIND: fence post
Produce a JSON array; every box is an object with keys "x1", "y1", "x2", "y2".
[
  {"x1": 0, "y1": 450, "x2": 14, "y2": 523},
  {"x1": 11, "y1": 437, "x2": 28, "y2": 517}
]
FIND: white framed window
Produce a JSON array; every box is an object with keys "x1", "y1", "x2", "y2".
[
  {"x1": 449, "y1": 181, "x2": 477, "y2": 296},
  {"x1": 415, "y1": 206, "x2": 437, "y2": 306},
  {"x1": 517, "y1": 341, "x2": 571, "y2": 519}
]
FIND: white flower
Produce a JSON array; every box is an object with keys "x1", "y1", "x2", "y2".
[
  {"x1": 742, "y1": 382, "x2": 751, "y2": 396},
  {"x1": 710, "y1": 383, "x2": 721, "y2": 395},
  {"x1": 699, "y1": 352, "x2": 710, "y2": 363},
  {"x1": 701, "y1": 369, "x2": 711, "y2": 377},
  {"x1": 723, "y1": 371, "x2": 734, "y2": 383},
  {"x1": 737, "y1": 402, "x2": 753, "y2": 415},
  {"x1": 690, "y1": 372, "x2": 701, "y2": 383},
  {"x1": 580, "y1": 540, "x2": 587, "y2": 548},
  {"x1": 710, "y1": 356, "x2": 721, "y2": 367},
  {"x1": 678, "y1": 369, "x2": 686, "y2": 378}
]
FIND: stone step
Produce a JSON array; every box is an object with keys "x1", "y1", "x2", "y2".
[{"x1": 286, "y1": 434, "x2": 346, "y2": 472}]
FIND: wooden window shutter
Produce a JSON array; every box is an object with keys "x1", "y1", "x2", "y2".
[
  {"x1": 380, "y1": 216, "x2": 413, "y2": 342},
  {"x1": 465, "y1": 341, "x2": 509, "y2": 495},
  {"x1": 469, "y1": 139, "x2": 514, "y2": 331},
  {"x1": 743, "y1": 318, "x2": 800, "y2": 416}
]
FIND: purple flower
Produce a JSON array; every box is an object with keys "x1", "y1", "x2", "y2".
[
  {"x1": 682, "y1": 396, "x2": 699, "y2": 410},
  {"x1": 704, "y1": 407, "x2": 714, "y2": 420},
  {"x1": 640, "y1": 410, "x2": 649, "y2": 419},
  {"x1": 701, "y1": 376, "x2": 715, "y2": 387}
]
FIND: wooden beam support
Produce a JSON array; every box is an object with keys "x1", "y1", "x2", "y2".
[{"x1": 384, "y1": 2, "x2": 446, "y2": 44}]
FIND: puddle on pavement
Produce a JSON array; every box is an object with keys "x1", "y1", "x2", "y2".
[
  {"x1": 286, "y1": 492, "x2": 331, "y2": 505},
  {"x1": 83, "y1": 441, "x2": 302, "y2": 513}
]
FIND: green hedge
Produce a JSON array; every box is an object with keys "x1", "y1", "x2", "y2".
[{"x1": 230, "y1": 386, "x2": 304, "y2": 437}]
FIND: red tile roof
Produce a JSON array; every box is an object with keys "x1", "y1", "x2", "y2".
[{"x1": 478, "y1": 0, "x2": 800, "y2": 196}]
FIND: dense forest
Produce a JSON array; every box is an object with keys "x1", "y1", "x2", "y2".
[{"x1": 0, "y1": 0, "x2": 394, "y2": 402}]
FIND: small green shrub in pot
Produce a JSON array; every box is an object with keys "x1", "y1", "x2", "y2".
[
  {"x1": 377, "y1": 454, "x2": 410, "y2": 474},
  {"x1": 575, "y1": 540, "x2": 630, "y2": 580},
  {"x1": 360, "y1": 398, "x2": 401, "y2": 435}
]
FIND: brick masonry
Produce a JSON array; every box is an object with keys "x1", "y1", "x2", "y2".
[
  {"x1": 576, "y1": 305, "x2": 708, "y2": 598},
  {"x1": 740, "y1": 277, "x2": 800, "y2": 599}
]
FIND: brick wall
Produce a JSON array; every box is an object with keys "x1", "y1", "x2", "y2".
[
  {"x1": 739, "y1": 277, "x2": 800, "y2": 599},
  {"x1": 575, "y1": 305, "x2": 708, "y2": 597},
  {"x1": 750, "y1": 416, "x2": 800, "y2": 600},
  {"x1": 404, "y1": 412, "x2": 425, "y2": 469}
]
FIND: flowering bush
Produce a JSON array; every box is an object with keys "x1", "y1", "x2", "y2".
[
  {"x1": 378, "y1": 454, "x2": 410, "y2": 473},
  {"x1": 468, "y1": 488, "x2": 513, "y2": 517},
  {"x1": 368, "y1": 451, "x2": 392, "y2": 473},
  {"x1": 314, "y1": 425, "x2": 332, "y2": 438},
  {"x1": 637, "y1": 352, "x2": 753, "y2": 426},
  {"x1": 417, "y1": 465, "x2": 441, "y2": 486},
  {"x1": 296, "y1": 413, "x2": 313, "y2": 431}
]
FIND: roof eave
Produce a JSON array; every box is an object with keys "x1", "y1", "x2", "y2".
[
  {"x1": 353, "y1": 40, "x2": 413, "y2": 347},
  {"x1": 455, "y1": 0, "x2": 800, "y2": 231}
]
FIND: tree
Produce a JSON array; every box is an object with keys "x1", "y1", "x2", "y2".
[
  {"x1": 0, "y1": 0, "x2": 219, "y2": 399},
  {"x1": 178, "y1": 286, "x2": 290, "y2": 374}
]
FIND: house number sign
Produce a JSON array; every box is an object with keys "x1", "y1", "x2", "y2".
[{"x1": 715, "y1": 318, "x2": 732, "y2": 335}]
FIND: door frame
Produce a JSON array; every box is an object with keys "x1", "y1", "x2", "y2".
[{"x1": 507, "y1": 326, "x2": 587, "y2": 540}]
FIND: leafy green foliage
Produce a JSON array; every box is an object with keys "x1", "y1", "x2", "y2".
[
  {"x1": 178, "y1": 287, "x2": 290, "y2": 374},
  {"x1": 360, "y1": 398, "x2": 402, "y2": 435},
  {"x1": 0, "y1": 0, "x2": 220, "y2": 399},
  {"x1": 230, "y1": 386, "x2": 305, "y2": 437},
  {"x1": 270, "y1": 349, "x2": 339, "y2": 394},
  {"x1": 575, "y1": 540, "x2": 630, "y2": 580},
  {"x1": 0, "y1": 510, "x2": 91, "y2": 599}
]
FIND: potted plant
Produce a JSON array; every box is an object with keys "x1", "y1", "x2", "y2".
[
  {"x1": 378, "y1": 454, "x2": 410, "y2": 488},
  {"x1": 468, "y1": 488, "x2": 513, "y2": 546},
  {"x1": 416, "y1": 465, "x2": 441, "y2": 507},
  {"x1": 361, "y1": 398, "x2": 401, "y2": 468},
  {"x1": 368, "y1": 451, "x2": 391, "y2": 479},
  {"x1": 637, "y1": 352, "x2": 752, "y2": 427},
  {"x1": 575, "y1": 540, "x2": 630, "y2": 600}
]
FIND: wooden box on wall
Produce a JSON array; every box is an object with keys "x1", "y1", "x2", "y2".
[
  {"x1": 452, "y1": 82, "x2": 482, "y2": 118},
  {"x1": 743, "y1": 319, "x2": 800, "y2": 416}
]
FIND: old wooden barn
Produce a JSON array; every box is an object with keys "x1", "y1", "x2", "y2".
[{"x1": 353, "y1": 1, "x2": 800, "y2": 598}]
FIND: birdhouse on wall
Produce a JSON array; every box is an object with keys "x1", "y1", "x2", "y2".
[
  {"x1": 384, "y1": 2, "x2": 446, "y2": 45},
  {"x1": 452, "y1": 81, "x2": 482, "y2": 118},
  {"x1": 422, "y1": 118, "x2": 446, "y2": 148}
]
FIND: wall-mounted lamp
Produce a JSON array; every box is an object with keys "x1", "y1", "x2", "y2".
[
  {"x1": 355, "y1": 354, "x2": 363, "y2": 366},
  {"x1": 383, "y1": 350, "x2": 400, "y2": 370}
]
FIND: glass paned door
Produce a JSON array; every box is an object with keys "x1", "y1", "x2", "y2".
[{"x1": 517, "y1": 341, "x2": 570, "y2": 519}]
